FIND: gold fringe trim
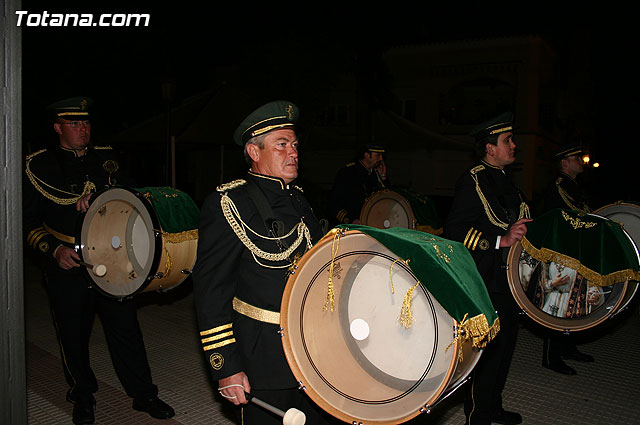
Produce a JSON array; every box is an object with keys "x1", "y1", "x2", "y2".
[
  {"x1": 447, "y1": 313, "x2": 501, "y2": 353},
  {"x1": 162, "y1": 229, "x2": 199, "y2": 243},
  {"x1": 323, "y1": 230, "x2": 342, "y2": 312},
  {"x1": 521, "y1": 237, "x2": 640, "y2": 287},
  {"x1": 416, "y1": 224, "x2": 443, "y2": 235},
  {"x1": 388, "y1": 258, "x2": 421, "y2": 328}
]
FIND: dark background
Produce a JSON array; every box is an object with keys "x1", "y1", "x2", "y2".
[{"x1": 19, "y1": 3, "x2": 640, "y2": 206}]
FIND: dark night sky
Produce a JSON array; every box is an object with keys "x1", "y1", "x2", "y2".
[{"x1": 18, "y1": 3, "x2": 640, "y2": 200}]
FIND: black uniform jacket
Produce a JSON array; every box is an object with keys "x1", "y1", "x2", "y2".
[
  {"x1": 192, "y1": 171, "x2": 324, "y2": 390},
  {"x1": 328, "y1": 161, "x2": 387, "y2": 225},
  {"x1": 543, "y1": 172, "x2": 591, "y2": 213},
  {"x1": 23, "y1": 145, "x2": 131, "y2": 262},
  {"x1": 444, "y1": 161, "x2": 528, "y2": 294}
]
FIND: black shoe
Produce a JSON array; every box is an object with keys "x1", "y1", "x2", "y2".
[
  {"x1": 492, "y1": 409, "x2": 522, "y2": 425},
  {"x1": 562, "y1": 349, "x2": 594, "y2": 362},
  {"x1": 66, "y1": 392, "x2": 95, "y2": 425},
  {"x1": 132, "y1": 395, "x2": 175, "y2": 419},
  {"x1": 542, "y1": 359, "x2": 577, "y2": 375}
]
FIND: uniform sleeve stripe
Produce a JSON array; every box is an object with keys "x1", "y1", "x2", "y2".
[
  {"x1": 463, "y1": 228, "x2": 474, "y2": 247},
  {"x1": 203, "y1": 338, "x2": 236, "y2": 351},
  {"x1": 201, "y1": 331, "x2": 234, "y2": 344},
  {"x1": 28, "y1": 228, "x2": 47, "y2": 246},
  {"x1": 30, "y1": 230, "x2": 49, "y2": 248},
  {"x1": 471, "y1": 231, "x2": 483, "y2": 250},
  {"x1": 200, "y1": 323, "x2": 232, "y2": 336}
]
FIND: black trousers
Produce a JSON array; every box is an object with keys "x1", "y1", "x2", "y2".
[
  {"x1": 464, "y1": 292, "x2": 519, "y2": 425},
  {"x1": 45, "y1": 264, "x2": 157, "y2": 402},
  {"x1": 235, "y1": 388, "x2": 341, "y2": 425}
]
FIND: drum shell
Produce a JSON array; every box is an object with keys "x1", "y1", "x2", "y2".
[
  {"x1": 281, "y1": 230, "x2": 480, "y2": 424},
  {"x1": 359, "y1": 190, "x2": 417, "y2": 230},
  {"x1": 79, "y1": 187, "x2": 197, "y2": 298}
]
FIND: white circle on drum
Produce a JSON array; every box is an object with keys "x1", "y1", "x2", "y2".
[
  {"x1": 111, "y1": 235, "x2": 121, "y2": 249},
  {"x1": 383, "y1": 219, "x2": 391, "y2": 228},
  {"x1": 350, "y1": 318, "x2": 370, "y2": 341},
  {"x1": 93, "y1": 264, "x2": 107, "y2": 277}
]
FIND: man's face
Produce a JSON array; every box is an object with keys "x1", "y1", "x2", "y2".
[
  {"x1": 362, "y1": 151, "x2": 383, "y2": 169},
  {"x1": 248, "y1": 128, "x2": 299, "y2": 184},
  {"x1": 54, "y1": 119, "x2": 91, "y2": 151},
  {"x1": 564, "y1": 154, "x2": 585, "y2": 176},
  {"x1": 487, "y1": 132, "x2": 516, "y2": 168}
]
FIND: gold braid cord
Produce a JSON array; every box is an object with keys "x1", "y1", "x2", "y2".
[
  {"x1": 471, "y1": 166, "x2": 530, "y2": 229},
  {"x1": 557, "y1": 180, "x2": 591, "y2": 213},
  {"x1": 471, "y1": 167, "x2": 508, "y2": 230},
  {"x1": 389, "y1": 258, "x2": 420, "y2": 328},
  {"x1": 25, "y1": 154, "x2": 96, "y2": 205},
  {"x1": 521, "y1": 237, "x2": 640, "y2": 286},
  {"x1": 220, "y1": 193, "x2": 312, "y2": 268},
  {"x1": 323, "y1": 230, "x2": 342, "y2": 312}
]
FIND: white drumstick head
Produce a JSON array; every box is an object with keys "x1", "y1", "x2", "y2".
[
  {"x1": 282, "y1": 408, "x2": 306, "y2": 425},
  {"x1": 93, "y1": 264, "x2": 107, "y2": 277},
  {"x1": 350, "y1": 318, "x2": 370, "y2": 341},
  {"x1": 111, "y1": 235, "x2": 121, "y2": 249}
]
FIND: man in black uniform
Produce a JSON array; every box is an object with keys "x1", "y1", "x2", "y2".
[
  {"x1": 192, "y1": 101, "x2": 333, "y2": 424},
  {"x1": 444, "y1": 112, "x2": 531, "y2": 425},
  {"x1": 23, "y1": 97, "x2": 174, "y2": 425},
  {"x1": 540, "y1": 142, "x2": 595, "y2": 375},
  {"x1": 327, "y1": 142, "x2": 388, "y2": 225}
]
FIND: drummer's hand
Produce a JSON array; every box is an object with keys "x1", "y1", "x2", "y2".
[
  {"x1": 376, "y1": 159, "x2": 387, "y2": 180},
  {"x1": 499, "y1": 218, "x2": 533, "y2": 248},
  {"x1": 55, "y1": 246, "x2": 82, "y2": 270},
  {"x1": 218, "y1": 372, "x2": 251, "y2": 405},
  {"x1": 76, "y1": 193, "x2": 93, "y2": 212}
]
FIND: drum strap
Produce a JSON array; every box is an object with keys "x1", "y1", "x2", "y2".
[{"x1": 243, "y1": 180, "x2": 285, "y2": 238}]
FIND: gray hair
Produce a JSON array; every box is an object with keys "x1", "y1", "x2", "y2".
[{"x1": 243, "y1": 133, "x2": 267, "y2": 165}]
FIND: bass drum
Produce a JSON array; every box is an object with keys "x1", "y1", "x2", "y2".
[
  {"x1": 78, "y1": 187, "x2": 199, "y2": 298},
  {"x1": 359, "y1": 189, "x2": 417, "y2": 230},
  {"x1": 506, "y1": 219, "x2": 639, "y2": 332},
  {"x1": 281, "y1": 230, "x2": 481, "y2": 425},
  {"x1": 593, "y1": 202, "x2": 640, "y2": 315}
]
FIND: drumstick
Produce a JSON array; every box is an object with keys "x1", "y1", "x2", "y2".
[
  {"x1": 244, "y1": 392, "x2": 306, "y2": 425},
  {"x1": 77, "y1": 261, "x2": 107, "y2": 277}
]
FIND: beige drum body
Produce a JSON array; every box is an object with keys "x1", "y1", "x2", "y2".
[
  {"x1": 360, "y1": 190, "x2": 417, "y2": 230},
  {"x1": 79, "y1": 187, "x2": 197, "y2": 298},
  {"x1": 281, "y1": 230, "x2": 481, "y2": 424},
  {"x1": 507, "y1": 222, "x2": 639, "y2": 332}
]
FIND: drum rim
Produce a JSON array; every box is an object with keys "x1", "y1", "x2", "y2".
[
  {"x1": 78, "y1": 187, "x2": 163, "y2": 298},
  {"x1": 360, "y1": 189, "x2": 417, "y2": 229},
  {"x1": 593, "y1": 202, "x2": 640, "y2": 215},
  {"x1": 506, "y1": 241, "x2": 628, "y2": 332},
  {"x1": 281, "y1": 229, "x2": 460, "y2": 424}
]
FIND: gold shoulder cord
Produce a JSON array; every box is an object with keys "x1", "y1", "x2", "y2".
[
  {"x1": 471, "y1": 166, "x2": 530, "y2": 229},
  {"x1": 25, "y1": 153, "x2": 96, "y2": 205},
  {"x1": 220, "y1": 192, "x2": 312, "y2": 269},
  {"x1": 556, "y1": 181, "x2": 591, "y2": 213}
]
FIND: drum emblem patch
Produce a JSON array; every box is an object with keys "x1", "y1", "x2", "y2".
[
  {"x1": 478, "y1": 239, "x2": 489, "y2": 251},
  {"x1": 210, "y1": 353, "x2": 224, "y2": 370}
]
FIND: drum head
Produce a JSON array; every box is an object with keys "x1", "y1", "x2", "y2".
[
  {"x1": 281, "y1": 230, "x2": 459, "y2": 424},
  {"x1": 79, "y1": 188, "x2": 161, "y2": 297},
  {"x1": 360, "y1": 190, "x2": 416, "y2": 229},
  {"x1": 507, "y1": 241, "x2": 631, "y2": 331}
]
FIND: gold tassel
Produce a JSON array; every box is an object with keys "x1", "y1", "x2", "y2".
[
  {"x1": 323, "y1": 230, "x2": 342, "y2": 312},
  {"x1": 399, "y1": 281, "x2": 420, "y2": 329}
]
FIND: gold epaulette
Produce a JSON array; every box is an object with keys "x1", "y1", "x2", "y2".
[
  {"x1": 217, "y1": 179, "x2": 247, "y2": 192},
  {"x1": 93, "y1": 145, "x2": 113, "y2": 150},
  {"x1": 346, "y1": 162, "x2": 356, "y2": 167},
  {"x1": 470, "y1": 164, "x2": 485, "y2": 175}
]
